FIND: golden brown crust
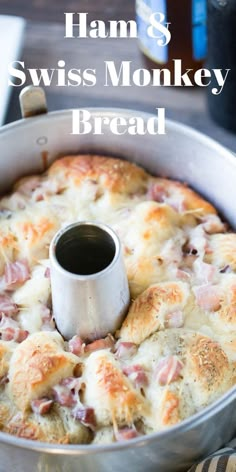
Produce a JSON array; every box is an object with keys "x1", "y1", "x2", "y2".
[
  {"x1": 144, "y1": 203, "x2": 178, "y2": 226},
  {"x1": 150, "y1": 177, "x2": 216, "y2": 216},
  {"x1": 4, "y1": 408, "x2": 91, "y2": 444},
  {"x1": 0, "y1": 153, "x2": 235, "y2": 445},
  {"x1": 188, "y1": 336, "x2": 229, "y2": 391},
  {"x1": 48, "y1": 155, "x2": 148, "y2": 194},
  {"x1": 118, "y1": 281, "x2": 189, "y2": 344},
  {"x1": 16, "y1": 218, "x2": 55, "y2": 248},
  {"x1": 120, "y1": 201, "x2": 185, "y2": 297},
  {"x1": 205, "y1": 233, "x2": 236, "y2": 270},
  {"x1": 83, "y1": 351, "x2": 148, "y2": 427},
  {"x1": 9, "y1": 332, "x2": 78, "y2": 412},
  {"x1": 0, "y1": 229, "x2": 18, "y2": 274},
  {"x1": 5, "y1": 411, "x2": 69, "y2": 443},
  {"x1": 137, "y1": 329, "x2": 233, "y2": 431},
  {"x1": 160, "y1": 390, "x2": 180, "y2": 426},
  {"x1": 213, "y1": 279, "x2": 236, "y2": 328},
  {"x1": 0, "y1": 341, "x2": 15, "y2": 379},
  {"x1": 0, "y1": 402, "x2": 11, "y2": 430}
]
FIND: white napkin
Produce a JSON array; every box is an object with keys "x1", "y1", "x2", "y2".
[{"x1": 0, "y1": 15, "x2": 25, "y2": 125}]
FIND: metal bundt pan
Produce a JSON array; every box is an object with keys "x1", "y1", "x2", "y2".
[{"x1": 0, "y1": 86, "x2": 235, "y2": 472}]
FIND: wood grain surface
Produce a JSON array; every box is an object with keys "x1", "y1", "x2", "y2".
[
  {"x1": 1, "y1": 1, "x2": 236, "y2": 152},
  {"x1": 0, "y1": 0, "x2": 135, "y2": 23}
]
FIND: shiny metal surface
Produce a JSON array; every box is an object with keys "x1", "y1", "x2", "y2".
[
  {"x1": 0, "y1": 107, "x2": 236, "y2": 472},
  {"x1": 50, "y1": 221, "x2": 130, "y2": 341},
  {"x1": 19, "y1": 86, "x2": 47, "y2": 118}
]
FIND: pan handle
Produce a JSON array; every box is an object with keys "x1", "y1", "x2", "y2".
[{"x1": 19, "y1": 86, "x2": 48, "y2": 118}]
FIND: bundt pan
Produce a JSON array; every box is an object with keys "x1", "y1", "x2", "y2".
[{"x1": 0, "y1": 86, "x2": 235, "y2": 472}]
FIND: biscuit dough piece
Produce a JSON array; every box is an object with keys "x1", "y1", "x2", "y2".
[
  {"x1": 204, "y1": 233, "x2": 236, "y2": 271},
  {"x1": 133, "y1": 330, "x2": 233, "y2": 431},
  {"x1": 148, "y1": 177, "x2": 217, "y2": 217},
  {"x1": 0, "y1": 154, "x2": 235, "y2": 445},
  {"x1": 118, "y1": 201, "x2": 186, "y2": 296},
  {"x1": 4, "y1": 407, "x2": 91, "y2": 444},
  {"x1": 118, "y1": 281, "x2": 190, "y2": 344},
  {"x1": 8, "y1": 332, "x2": 79, "y2": 411},
  {"x1": 82, "y1": 350, "x2": 148, "y2": 427},
  {"x1": 92, "y1": 426, "x2": 115, "y2": 444},
  {"x1": 0, "y1": 340, "x2": 16, "y2": 379},
  {"x1": 48, "y1": 155, "x2": 148, "y2": 195}
]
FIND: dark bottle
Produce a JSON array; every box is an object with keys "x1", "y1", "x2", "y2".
[
  {"x1": 207, "y1": 0, "x2": 236, "y2": 132},
  {"x1": 136, "y1": 0, "x2": 207, "y2": 76}
]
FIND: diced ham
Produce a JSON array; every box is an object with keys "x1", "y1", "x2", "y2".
[
  {"x1": 165, "y1": 310, "x2": 184, "y2": 329},
  {"x1": 33, "y1": 180, "x2": 62, "y2": 202},
  {"x1": 122, "y1": 364, "x2": 145, "y2": 376},
  {"x1": 0, "y1": 375, "x2": 9, "y2": 385},
  {"x1": 1, "y1": 326, "x2": 29, "y2": 342},
  {"x1": 44, "y1": 267, "x2": 50, "y2": 278},
  {"x1": 31, "y1": 398, "x2": 53, "y2": 415},
  {"x1": 148, "y1": 183, "x2": 167, "y2": 203},
  {"x1": 115, "y1": 426, "x2": 139, "y2": 441},
  {"x1": 60, "y1": 377, "x2": 82, "y2": 394},
  {"x1": 176, "y1": 269, "x2": 190, "y2": 281},
  {"x1": 4, "y1": 260, "x2": 30, "y2": 290},
  {"x1": 0, "y1": 294, "x2": 18, "y2": 316},
  {"x1": 193, "y1": 284, "x2": 222, "y2": 312},
  {"x1": 36, "y1": 190, "x2": 45, "y2": 202},
  {"x1": 84, "y1": 335, "x2": 115, "y2": 354},
  {"x1": 193, "y1": 259, "x2": 216, "y2": 284},
  {"x1": 17, "y1": 176, "x2": 42, "y2": 197},
  {"x1": 15, "y1": 328, "x2": 29, "y2": 343},
  {"x1": 155, "y1": 356, "x2": 183, "y2": 385},
  {"x1": 34, "y1": 192, "x2": 44, "y2": 202},
  {"x1": 40, "y1": 305, "x2": 51, "y2": 323},
  {"x1": 201, "y1": 214, "x2": 226, "y2": 234},
  {"x1": 0, "y1": 314, "x2": 18, "y2": 329},
  {"x1": 148, "y1": 184, "x2": 186, "y2": 213},
  {"x1": 72, "y1": 406, "x2": 96, "y2": 429},
  {"x1": 185, "y1": 226, "x2": 208, "y2": 258},
  {"x1": 68, "y1": 336, "x2": 85, "y2": 356},
  {"x1": 131, "y1": 370, "x2": 148, "y2": 388},
  {"x1": 122, "y1": 364, "x2": 148, "y2": 388},
  {"x1": 115, "y1": 342, "x2": 137, "y2": 359},
  {"x1": 40, "y1": 305, "x2": 55, "y2": 331},
  {"x1": 165, "y1": 194, "x2": 186, "y2": 213},
  {"x1": 0, "y1": 315, "x2": 29, "y2": 342},
  {"x1": 52, "y1": 384, "x2": 76, "y2": 407}
]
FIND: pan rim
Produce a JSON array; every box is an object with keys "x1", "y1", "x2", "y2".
[{"x1": 0, "y1": 107, "x2": 235, "y2": 454}]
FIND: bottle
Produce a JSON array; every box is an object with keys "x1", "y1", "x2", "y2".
[
  {"x1": 207, "y1": 0, "x2": 236, "y2": 132},
  {"x1": 136, "y1": 0, "x2": 207, "y2": 77}
]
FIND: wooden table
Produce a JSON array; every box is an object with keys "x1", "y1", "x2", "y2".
[{"x1": 1, "y1": 0, "x2": 236, "y2": 152}]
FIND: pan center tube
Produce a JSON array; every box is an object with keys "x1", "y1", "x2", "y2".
[
  {"x1": 49, "y1": 222, "x2": 130, "y2": 341},
  {"x1": 55, "y1": 223, "x2": 116, "y2": 276}
]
